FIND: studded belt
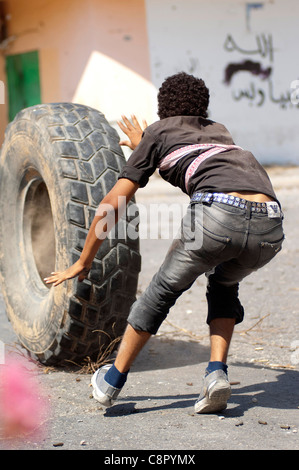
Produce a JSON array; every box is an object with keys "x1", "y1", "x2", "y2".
[{"x1": 190, "y1": 191, "x2": 281, "y2": 216}]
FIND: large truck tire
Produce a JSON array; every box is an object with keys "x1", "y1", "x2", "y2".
[{"x1": 0, "y1": 103, "x2": 141, "y2": 366}]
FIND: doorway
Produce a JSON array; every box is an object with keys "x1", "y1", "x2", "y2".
[{"x1": 6, "y1": 50, "x2": 41, "y2": 121}]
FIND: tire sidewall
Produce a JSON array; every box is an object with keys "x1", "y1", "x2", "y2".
[{"x1": 0, "y1": 118, "x2": 72, "y2": 354}]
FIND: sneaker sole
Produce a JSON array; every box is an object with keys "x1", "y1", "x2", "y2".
[
  {"x1": 91, "y1": 370, "x2": 113, "y2": 407},
  {"x1": 92, "y1": 388, "x2": 113, "y2": 407},
  {"x1": 194, "y1": 380, "x2": 231, "y2": 414}
]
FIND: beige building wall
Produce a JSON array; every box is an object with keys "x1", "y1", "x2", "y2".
[
  {"x1": 0, "y1": 0, "x2": 152, "y2": 145},
  {"x1": 0, "y1": 53, "x2": 6, "y2": 143}
]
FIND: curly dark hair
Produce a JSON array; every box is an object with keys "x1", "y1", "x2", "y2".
[{"x1": 157, "y1": 72, "x2": 210, "y2": 119}]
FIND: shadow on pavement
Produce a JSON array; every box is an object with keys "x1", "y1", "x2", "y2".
[
  {"x1": 104, "y1": 362, "x2": 299, "y2": 419},
  {"x1": 227, "y1": 363, "x2": 299, "y2": 417},
  {"x1": 131, "y1": 335, "x2": 210, "y2": 372}
]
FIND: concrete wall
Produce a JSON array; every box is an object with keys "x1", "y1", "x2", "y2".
[{"x1": 145, "y1": 0, "x2": 299, "y2": 164}]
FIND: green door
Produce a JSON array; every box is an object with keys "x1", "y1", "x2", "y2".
[{"x1": 6, "y1": 50, "x2": 41, "y2": 121}]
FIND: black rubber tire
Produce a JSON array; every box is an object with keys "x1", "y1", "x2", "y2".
[{"x1": 0, "y1": 103, "x2": 141, "y2": 365}]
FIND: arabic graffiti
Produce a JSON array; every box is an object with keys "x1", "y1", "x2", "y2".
[
  {"x1": 224, "y1": 60, "x2": 272, "y2": 86},
  {"x1": 290, "y1": 80, "x2": 299, "y2": 105},
  {"x1": 232, "y1": 79, "x2": 294, "y2": 108},
  {"x1": 223, "y1": 33, "x2": 298, "y2": 109},
  {"x1": 246, "y1": 3, "x2": 264, "y2": 32},
  {"x1": 224, "y1": 33, "x2": 274, "y2": 62}
]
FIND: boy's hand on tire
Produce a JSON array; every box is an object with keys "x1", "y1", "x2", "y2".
[
  {"x1": 118, "y1": 115, "x2": 147, "y2": 150},
  {"x1": 44, "y1": 260, "x2": 91, "y2": 287}
]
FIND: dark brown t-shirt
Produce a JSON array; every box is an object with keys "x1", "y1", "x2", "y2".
[{"x1": 118, "y1": 116, "x2": 277, "y2": 201}]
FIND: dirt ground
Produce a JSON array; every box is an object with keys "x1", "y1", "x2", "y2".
[{"x1": 0, "y1": 166, "x2": 298, "y2": 452}]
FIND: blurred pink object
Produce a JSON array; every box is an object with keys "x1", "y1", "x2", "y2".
[{"x1": 0, "y1": 356, "x2": 48, "y2": 439}]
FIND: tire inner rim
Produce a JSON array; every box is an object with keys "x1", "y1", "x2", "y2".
[{"x1": 23, "y1": 172, "x2": 56, "y2": 289}]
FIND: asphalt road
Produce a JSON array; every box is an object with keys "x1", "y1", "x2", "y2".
[{"x1": 0, "y1": 167, "x2": 298, "y2": 452}]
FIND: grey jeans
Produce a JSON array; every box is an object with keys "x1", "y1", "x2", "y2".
[{"x1": 127, "y1": 199, "x2": 284, "y2": 334}]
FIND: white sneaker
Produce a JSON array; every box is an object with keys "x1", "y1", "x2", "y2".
[
  {"x1": 91, "y1": 364, "x2": 122, "y2": 407},
  {"x1": 194, "y1": 369, "x2": 231, "y2": 414}
]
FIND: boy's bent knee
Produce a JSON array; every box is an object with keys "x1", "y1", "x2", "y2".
[
  {"x1": 127, "y1": 297, "x2": 167, "y2": 335},
  {"x1": 206, "y1": 275, "x2": 244, "y2": 325}
]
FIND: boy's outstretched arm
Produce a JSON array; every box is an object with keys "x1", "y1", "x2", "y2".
[{"x1": 44, "y1": 178, "x2": 139, "y2": 286}]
